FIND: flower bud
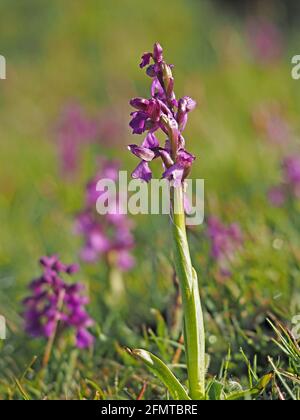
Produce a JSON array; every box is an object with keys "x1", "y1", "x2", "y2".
[
  {"x1": 153, "y1": 42, "x2": 163, "y2": 63},
  {"x1": 160, "y1": 115, "x2": 179, "y2": 158},
  {"x1": 161, "y1": 62, "x2": 174, "y2": 99}
]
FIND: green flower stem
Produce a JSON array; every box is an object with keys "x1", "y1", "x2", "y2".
[
  {"x1": 171, "y1": 185, "x2": 206, "y2": 399},
  {"x1": 107, "y1": 252, "x2": 125, "y2": 305},
  {"x1": 42, "y1": 289, "x2": 65, "y2": 368},
  {"x1": 109, "y1": 265, "x2": 125, "y2": 303}
]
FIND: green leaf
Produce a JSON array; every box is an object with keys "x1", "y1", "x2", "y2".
[
  {"x1": 207, "y1": 379, "x2": 224, "y2": 400},
  {"x1": 126, "y1": 348, "x2": 191, "y2": 400},
  {"x1": 226, "y1": 373, "x2": 273, "y2": 401},
  {"x1": 256, "y1": 373, "x2": 273, "y2": 391}
]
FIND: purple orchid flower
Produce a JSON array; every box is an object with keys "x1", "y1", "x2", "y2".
[
  {"x1": 75, "y1": 159, "x2": 135, "y2": 271},
  {"x1": 207, "y1": 217, "x2": 243, "y2": 276},
  {"x1": 283, "y1": 156, "x2": 300, "y2": 186},
  {"x1": 23, "y1": 256, "x2": 94, "y2": 349},
  {"x1": 246, "y1": 18, "x2": 283, "y2": 65},
  {"x1": 128, "y1": 42, "x2": 196, "y2": 184},
  {"x1": 253, "y1": 103, "x2": 292, "y2": 147},
  {"x1": 268, "y1": 155, "x2": 300, "y2": 206},
  {"x1": 55, "y1": 103, "x2": 98, "y2": 176},
  {"x1": 268, "y1": 186, "x2": 286, "y2": 207}
]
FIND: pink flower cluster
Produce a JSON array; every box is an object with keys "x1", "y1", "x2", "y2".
[
  {"x1": 75, "y1": 160, "x2": 135, "y2": 271},
  {"x1": 23, "y1": 256, "x2": 94, "y2": 349},
  {"x1": 268, "y1": 155, "x2": 300, "y2": 206},
  {"x1": 207, "y1": 217, "x2": 243, "y2": 276},
  {"x1": 56, "y1": 103, "x2": 98, "y2": 176}
]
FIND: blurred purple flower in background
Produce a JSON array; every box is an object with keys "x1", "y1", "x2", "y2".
[
  {"x1": 283, "y1": 156, "x2": 300, "y2": 187},
  {"x1": 246, "y1": 18, "x2": 283, "y2": 65},
  {"x1": 75, "y1": 159, "x2": 135, "y2": 271},
  {"x1": 252, "y1": 103, "x2": 292, "y2": 147},
  {"x1": 55, "y1": 103, "x2": 98, "y2": 176},
  {"x1": 207, "y1": 217, "x2": 243, "y2": 276},
  {"x1": 268, "y1": 186, "x2": 286, "y2": 207},
  {"x1": 23, "y1": 256, "x2": 94, "y2": 349},
  {"x1": 97, "y1": 107, "x2": 127, "y2": 147},
  {"x1": 128, "y1": 43, "x2": 196, "y2": 184},
  {"x1": 269, "y1": 155, "x2": 300, "y2": 206}
]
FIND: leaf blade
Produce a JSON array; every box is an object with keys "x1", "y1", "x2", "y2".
[{"x1": 126, "y1": 348, "x2": 191, "y2": 400}]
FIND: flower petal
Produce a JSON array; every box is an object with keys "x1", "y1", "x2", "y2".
[
  {"x1": 140, "y1": 52, "x2": 152, "y2": 68},
  {"x1": 132, "y1": 161, "x2": 152, "y2": 182},
  {"x1": 142, "y1": 132, "x2": 159, "y2": 149},
  {"x1": 163, "y1": 163, "x2": 184, "y2": 187},
  {"x1": 128, "y1": 145, "x2": 156, "y2": 161},
  {"x1": 129, "y1": 112, "x2": 148, "y2": 134}
]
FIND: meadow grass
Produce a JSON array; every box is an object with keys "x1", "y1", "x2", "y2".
[{"x1": 0, "y1": 0, "x2": 299, "y2": 400}]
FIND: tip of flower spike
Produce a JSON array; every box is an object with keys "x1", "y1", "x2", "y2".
[
  {"x1": 140, "y1": 52, "x2": 152, "y2": 69},
  {"x1": 153, "y1": 42, "x2": 163, "y2": 62},
  {"x1": 66, "y1": 264, "x2": 80, "y2": 275},
  {"x1": 39, "y1": 255, "x2": 58, "y2": 269},
  {"x1": 139, "y1": 42, "x2": 163, "y2": 69},
  {"x1": 129, "y1": 43, "x2": 197, "y2": 184},
  {"x1": 40, "y1": 256, "x2": 81, "y2": 275}
]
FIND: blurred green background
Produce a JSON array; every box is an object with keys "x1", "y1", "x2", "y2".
[{"x1": 0, "y1": 0, "x2": 300, "y2": 399}]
